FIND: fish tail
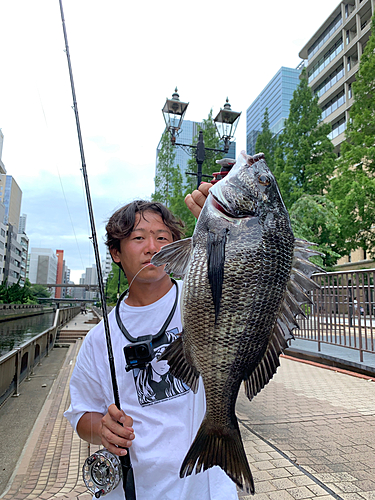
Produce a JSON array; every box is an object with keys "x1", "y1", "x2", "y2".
[{"x1": 180, "y1": 417, "x2": 255, "y2": 494}]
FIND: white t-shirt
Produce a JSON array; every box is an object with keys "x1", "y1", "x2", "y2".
[{"x1": 64, "y1": 281, "x2": 238, "y2": 500}]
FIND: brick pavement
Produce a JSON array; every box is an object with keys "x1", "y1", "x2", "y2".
[
  {"x1": 1, "y1": 342, "x2": 374, "y2": 499},
  {"x1": 236, "y1": 356, "x2": 375, "y2": 500}
]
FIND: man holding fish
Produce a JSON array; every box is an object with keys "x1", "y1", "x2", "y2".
[{"x1": 65, "y1": 182, "x2": 239, "y2": 499}]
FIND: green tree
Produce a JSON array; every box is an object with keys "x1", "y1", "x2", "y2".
[
  {"x1": 329, "y1": 12, "x2": 375, "y2": 258},
  {"x1": 289, "y1": 195, "x2": 341, "y2": 268},
  {"x1": 255, "y1": 108, "x2": 275, "y2": 170},
  {"x1": 329, "y1": 165, "x2": 375, "y2": 258},
  {"x1": 105, "y1": 263, "x2": 128, "y2": 304},
  {"x1": 274, "y1": 69, "x2": 336, "y2": 209},
  {"x1": 0, "y1": 279, "x2": 50, "y2": 304},
  {"x1": 186, "y1": 109, "x2": 225, "y2": 190},
  {"x1": 153, "y1": 130, "x2": 180, "y2": 208}
]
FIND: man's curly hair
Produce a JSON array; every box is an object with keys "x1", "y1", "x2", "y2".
[{"x1": 105, "y1": 201, "x2": 185, "y2": 269}]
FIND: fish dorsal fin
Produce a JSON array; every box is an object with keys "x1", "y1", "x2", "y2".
[
  {"x1": 243, "y1": 239, "x2": 324, "y2": 401},
  {"x1": 151, "y1": 238, "x2": 193, "y2": 278}
]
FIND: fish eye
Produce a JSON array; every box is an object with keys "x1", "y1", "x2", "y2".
[{"x1": 258, "y1": 175, "x2": 270, "y2": 186}]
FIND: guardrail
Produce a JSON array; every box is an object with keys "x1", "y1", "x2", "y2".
[
  {"x1": 0, "y1": 305, "x2": 80, "y2": 406},
  {"x1": 295, "y1": 268, "x2": 375, "y2": 362}
]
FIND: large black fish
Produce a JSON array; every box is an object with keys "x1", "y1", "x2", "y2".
[{"x1": 151, "y1": 151, "x2": 321, "y2": 494}]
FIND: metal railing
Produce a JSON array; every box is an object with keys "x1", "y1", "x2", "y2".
[
  {"x1": 295, "y1": 268, "x2": 375, "y2": 362},
  {"x1": 0, "y1": 306, "x2": 80, "y2": 406}
]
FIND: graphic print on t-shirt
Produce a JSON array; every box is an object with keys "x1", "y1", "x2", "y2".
[{"x1": 133, "y1": 328, "x2": 190, "y2": 406}]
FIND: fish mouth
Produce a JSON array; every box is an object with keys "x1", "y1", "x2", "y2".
[
  {"x1": 210, "y1": 194, "x2": 237, "y2": 218},
  {"x1": 210, "y1": 192, "x2": 255, "y2": 219}
]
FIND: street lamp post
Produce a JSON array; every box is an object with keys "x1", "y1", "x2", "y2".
[{"x1": 162, "y1": 89, "x2": 241, "y2": 189}]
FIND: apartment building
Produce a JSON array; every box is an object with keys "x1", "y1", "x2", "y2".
[
  {"x1": 299, "y1": 0, "x2": 375, "y2": 269},
  {"x1": 299, "y1": 0, "x2": 374, "y2": 154}
]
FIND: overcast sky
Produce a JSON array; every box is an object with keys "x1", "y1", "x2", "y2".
[{"x1": 0, "y1": 0, "x2": 341, "y2": 283}]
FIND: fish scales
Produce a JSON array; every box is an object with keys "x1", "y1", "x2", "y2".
[{"x1": 151, "y1": 151, "x2": 322, "y2": 494}]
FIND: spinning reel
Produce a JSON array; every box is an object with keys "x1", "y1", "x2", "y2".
[{"x1": 83, "y1": 449, "x2": 122, "y2": 498}]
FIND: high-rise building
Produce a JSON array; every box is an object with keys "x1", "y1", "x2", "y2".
[
  {"x1": 156, "y1": 120, "x2": 236, "y2": 188},
  {"x1": 299, "y1": 0, "x2": 374, "y2": 268},
  {"x1": 28, "y1": 248, "x2": 58, "y2": 292},
  {"x1": 0, "y1": 175, "x2": 22, "y2": 233},
  {"x1": 299, "y1": 0, "x2": 374, "y2": 155},
  {"x1": 246, "y1": 66, "x2": 302, "y2": 156},
  {"x1": 16, "y1": 232, "x2": 29, "y2": 286},
  {"x1": 3, "y1": 223, "x2": 25, "y2": 286},
  {"x1": 55, "y1": 249, "x2": 65, "y2": 299},
  {"x1": 102, "y1": 248, "x2": 112, "y2": 282},
  {"x1": 18, "y1": 213, "x2": 27, "y2": 234},
  {"x1": 0, "y1": 204, "x2": 7, "y2": 281},
  {"x1": 0, "y1": 130, "x2": 6, "y2": 175},
  {"x1": 84, "y1": 264, "x2": 98, "y2": 301}
]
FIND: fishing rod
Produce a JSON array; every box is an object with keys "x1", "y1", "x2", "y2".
[{"x1": 58, "y1": 1, "x2": 136, "y2": 498}]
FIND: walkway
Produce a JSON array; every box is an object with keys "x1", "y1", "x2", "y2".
[{"x1": 0, "y1": 329, "x2": 374, "y2": 499}]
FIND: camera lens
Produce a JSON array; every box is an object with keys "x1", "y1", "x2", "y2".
[{"x1": 136, "y1": 344, "x2": 148, "y2": 358}]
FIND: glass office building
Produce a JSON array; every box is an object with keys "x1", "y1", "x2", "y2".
[
  {"x1": 156, "y1": 119, "x2": 236, "y2": 188},
  {"x1": 246, "y1": 66, "x2": 302, "y2": 155}
]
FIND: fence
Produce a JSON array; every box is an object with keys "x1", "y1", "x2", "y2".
[
  {"x1": 0, "y1": 305, "x2": 80, "y2": 406},
  {"x1": 295, "y1": 268, "x2": 375, "y2": 362}
]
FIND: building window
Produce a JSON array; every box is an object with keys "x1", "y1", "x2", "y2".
[
  {"x1": 307, "y1": 13, "x2": 342, "y2": 60},
  {"x1": 348, "y1": 83, "x2": 352, "y2": 99},
  {"x1": 322, "y1": 91, "x2": 345, "y2": 119},
  {"x1": 308, "y1": 39, "x2": 344, "y2": 83},
  {"x1": 328, "y1": 117, "x2": 346, "y2": 140}
]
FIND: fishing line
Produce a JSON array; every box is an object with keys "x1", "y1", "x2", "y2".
[
  {"x1": 58, "y1": 1, "x2": 136, "y2": 498},
  {"x1": 128, "y1": 263, "x2": 152, "y2": 290},
  {"x1": 36, "y1": 88, "x2": 86, "y2": 271}
]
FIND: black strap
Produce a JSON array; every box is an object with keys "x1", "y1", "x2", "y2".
[{"x1": 115, "y1": 279, "x2": 179, "y2": 343}]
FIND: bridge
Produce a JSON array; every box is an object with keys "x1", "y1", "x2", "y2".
[
  {"x1": 37, "y1": 284, "x2": 99, "y2": 291},
  {"x1": 36, "y1": 298, "x2": 97, "y2": 303}
]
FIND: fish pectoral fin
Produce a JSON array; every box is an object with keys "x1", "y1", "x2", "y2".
[
  {"x1": 243, "y1": 326, "x2": 287, "y2": 401},
  {"x1": 159, "y1": 336, "x2": 200, "y2": 393},
  {"x1": 207, "y1": 230, "x2": 227, "y2": 322},
  {"x1": 151, "y1": 238, "x2": 193, "y2": 278}
]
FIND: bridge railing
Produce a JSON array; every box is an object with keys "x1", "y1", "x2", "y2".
[
  {"x1": 0, "y1": 305, "x2": 80, "y2": 406},
  {"x1": 295, "y1": 268, "x2": 375, "y2": 362}
]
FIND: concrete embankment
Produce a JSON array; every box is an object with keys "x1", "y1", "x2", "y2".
[{"x1": 0, "y1": 304, "x2": 54, "y2": 322}]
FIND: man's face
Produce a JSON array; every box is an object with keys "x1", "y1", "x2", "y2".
[{"x1": 110, "y1": 211, "x2": 174, "y2": 284}]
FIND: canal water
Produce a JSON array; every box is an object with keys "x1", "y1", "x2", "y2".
[{"x1": 0, "y1": 312, "x2": 56, "y2": 357}]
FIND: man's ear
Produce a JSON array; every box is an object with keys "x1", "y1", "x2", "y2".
[{"x1": 110, "y1": 248, "x2": 121, "y2": 264}]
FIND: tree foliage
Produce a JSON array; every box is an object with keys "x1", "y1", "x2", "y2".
[
  {"x1": 153, "y1": 130, "x2": 179, "y2": 208},
  {"x1": 186, "y1": 109, "x2": 225, "y2": 189},
  {"x1": 255, "y1": 108, "x2": 275, "y2": 170},
  {"x1": 289, "y1": 195, "x2": 341, "y2": 268},
  {"x1": 274, "y1": 70, "x2": 336, "y2": 209},
  {"x1": 329, "y1": 164, "x2": 375, "y2": 257},
  {"x1": 0, "y1": 279, "x2": 51, "y2": 304},
  {"x1": 105, "y1": 263, "x2": 128, "y2": 305},
  {"x1": 329, "y1": 12, "x2": 375, "y2": 258}
]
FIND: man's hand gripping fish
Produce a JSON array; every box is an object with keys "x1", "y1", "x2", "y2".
[{"x1": 151, "y1": 151, "x2": 322, "y2": 494}]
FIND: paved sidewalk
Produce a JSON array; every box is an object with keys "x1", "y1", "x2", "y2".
[
  {"x1": 236, "y1": 356, "x2": 375, "y2": 500},
  {"x1": 1, "y1": 337, "x2": 375, "y2": 499}
]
